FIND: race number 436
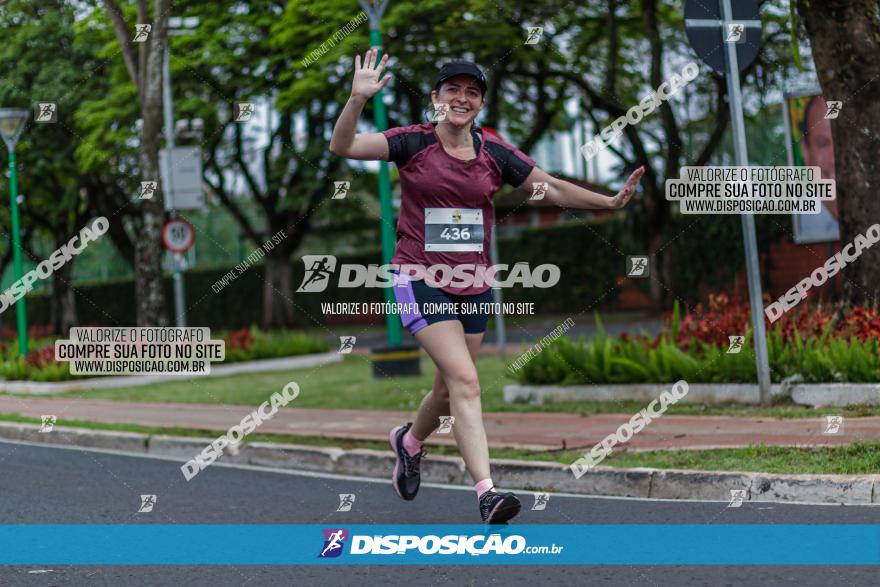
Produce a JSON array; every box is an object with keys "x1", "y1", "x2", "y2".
[
  {"x1": 424, "y1": 208, "x2": 484, "y2": 252},
  {"x1": 439, "y1": 227, "x2": 471, "y2": 241}
]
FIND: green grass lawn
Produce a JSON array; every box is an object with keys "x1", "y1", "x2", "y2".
[
  {"x1": 2, "y1": 412, "x2": 878, "y2": 475},
  {"x1": 598, "y1": 443, "x2": 880, "y2": 475},
  {"x1": 293, "y1": 311, "x2": 655, "y2": 340},
  {"x1": 8, "y1": 353, "x2": 880, "y2": 419}
]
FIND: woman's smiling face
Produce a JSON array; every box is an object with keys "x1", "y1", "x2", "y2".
[{"x1": 431, "y1": 74, "x2": 484, "y2": 128}]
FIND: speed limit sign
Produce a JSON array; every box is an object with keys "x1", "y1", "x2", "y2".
[{"x1": 161, "y1": 218, "x2": 195, "y2": 253}]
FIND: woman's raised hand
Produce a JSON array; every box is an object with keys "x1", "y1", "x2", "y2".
[
  {"x1": 351, "y1": 48, "x2": 392, "y2": 100},
  {"x1": 609, "y1": 166, "x2": 646, "y2": 209}
]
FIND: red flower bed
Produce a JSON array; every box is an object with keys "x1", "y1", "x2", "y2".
[
  {"x1": 667, "y1": 293, "x2": 752, "y2": 347},
  {"x1": 769, "y1": 304, "x2": 835, "y2": 342},
  {"x1": 661, "y1": 293, "x2": 876, "y2": 346},
  {"x1": 224, "y1": 328, "x2": 254, "y2": 352},
  {"x1": 25, "y1": 345, "x2": 56, "y2": 368},
  {"x1": 835, "y1": 306, "x2": 880, "y2": 342},
  {"x1": 1, "y1": 323, "x2": 54, "y2": 340}
]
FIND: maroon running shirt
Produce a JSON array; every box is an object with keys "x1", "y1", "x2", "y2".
[{"x1": 381, "y1": 122, "x2": 536, "y2": 295}]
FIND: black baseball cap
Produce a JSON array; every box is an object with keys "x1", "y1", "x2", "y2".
[{"x1": 435, "y1": 61, "x2": 487, "y2": 95}]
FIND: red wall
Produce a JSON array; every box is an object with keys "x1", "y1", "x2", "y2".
[{"x1": 763, "y1": 238, "x2": 843, "y2": 301}]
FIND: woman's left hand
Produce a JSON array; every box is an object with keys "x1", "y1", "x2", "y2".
[{"x1": 608, "y1": 166, "x2": 646, "y2": 209}]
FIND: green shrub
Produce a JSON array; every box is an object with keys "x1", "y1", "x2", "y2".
[
  {"x1": 2, "y1": 215, "x2": 784, "y2": 334},
  {"x1": 511, "y1": 316, "x2": 880, "y2": 385},
  {"x1": 0, "y1": 329, "x2": 329, "y2": 382},
  {"x1": 221, "y1": 327, "x2": 330, "y2": 363},
  {"x1": 0, "y1": 357, "x2": 79, "y2": 382}
]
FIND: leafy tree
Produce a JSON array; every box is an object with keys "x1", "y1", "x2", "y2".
[
  {"x1": 168, "y1": 0, "x2": 373, "y2": 327},
  {"x1": 99, "y1": 0, "x2": 171, "y2": 325},
  {"x1": 0, "y1": 0, "x2": 108, "y2": 333}
]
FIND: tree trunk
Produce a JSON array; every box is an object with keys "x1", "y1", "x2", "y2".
[
  {"x1": 134, "y1": 160, "x2": 168, "y2": 326},
  {"x1": 50, "y1": 257, "x2": 78, "y2": 335},
  {"x1": 647, "y1": 231, "x2": 670, "y2": 310},
  {"x1": 642, "y1": 178, "x2": 673, "y2": 310},
  {"x1": 796, "y1": 0, "x2": 880, "y2": 306},
  {"x1": 135, "y1": 3, "x2": 170, "y2": 326},
  {"x1": 262, "y1": 251, "x2": 295, "y2": 329}
]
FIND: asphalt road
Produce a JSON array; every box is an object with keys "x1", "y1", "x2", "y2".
[{"x1": 0, "y1": 439, "x2": 877, "y2": 586}]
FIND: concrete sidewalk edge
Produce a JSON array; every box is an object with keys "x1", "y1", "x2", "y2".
[
  {"x1": 505, "y1": 382, "x2": 880, "y2": 407},
  {"x1": 2, "y1": 422, "x2": 876, "y2": 506}
]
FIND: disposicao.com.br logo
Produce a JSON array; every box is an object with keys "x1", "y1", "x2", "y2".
[
  {"x1": 317, "y1": 528, "x2": 563, "y2": 558},
  {"x1": 319, "y1": 528, "x2": 349, "y2": 558},
  {"x1": 296, "y1": 255, "x2": 560, "y2": 292}
]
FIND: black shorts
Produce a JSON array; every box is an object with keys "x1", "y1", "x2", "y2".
[{"x1": 392, "y1": 270, "x2": 494, "y2": 335}]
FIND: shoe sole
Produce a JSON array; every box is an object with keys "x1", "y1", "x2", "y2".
[
  {"x1": 389, "y1": 426, "x2": 407, "y2": 500},
  {"x1": 486, "y1": 496, "x2": 522, "y2": 524}
]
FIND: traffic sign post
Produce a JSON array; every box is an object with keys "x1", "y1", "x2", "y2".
[
  {"x1": 159, "y1": 147, "x2": 204, "y2": 211},
  {"x1": 482, "y1": 127, "x2": 508, "y2": 360},
  {"x1": 161, "y1": 218, "x2": 194, "y2": 333},
  {"x1": 162, "y1": 16, "x2": 202, "y2": 328},
  {"x1": 162, "y1": 218, "x2": 195, "y2": 254},
  {"x1": 685, "y1": 0, "x2": 772, "y2": 405}
]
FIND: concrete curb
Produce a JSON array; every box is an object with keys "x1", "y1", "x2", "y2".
[
  {"x1": 0, "y1": 352, "x2": 341, "y2": 395},
  {"x1": 0, "y1": 421, "x2": 148, "y2": 453},
  {"x1": 1, "y1": 422, "x2": 876, "y2": 505},
  {"x1": 792, "y1": 383, "x2": 880, "y2": 408},
  {"x1": 505, "y1": 382, "x2": 880, "y2": 407}
]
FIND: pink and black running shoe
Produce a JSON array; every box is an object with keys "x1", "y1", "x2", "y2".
[{"x1": 389, "y1": 422, "x2": 426, "y2": 501}]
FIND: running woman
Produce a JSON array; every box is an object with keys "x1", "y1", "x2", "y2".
[{"x1": 330, "y1": 49, "x2": 644, "y2": 524}]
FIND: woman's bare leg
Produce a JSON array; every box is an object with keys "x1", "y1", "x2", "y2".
[
  {"x1": 413, "y1": 320, "x2": 489, "y2": 482},
  {"x1": 410, "y1": 331, "x2": 483, "y2": 440},
  {"x1": 409, "y1": 370, "x2": 448, "y2": 441}
]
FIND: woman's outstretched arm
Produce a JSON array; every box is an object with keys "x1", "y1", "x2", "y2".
[
  {"x1": 329, "y1": 48, "x2": 394, "y2": 161},
  {"x1": 521, "y1": 165, "x2": 645, "y2": 210}
]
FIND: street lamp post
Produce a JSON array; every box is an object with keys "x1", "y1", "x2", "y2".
[
  {"x1": 358, "y1": 0, "x2": 421, "y2": 378},
  {"x1": 358, "y1": 0, "x2": 400, "y2": 348},
  {"x1": 0, "y1": 108, "x2": 30, "y2": 356}
]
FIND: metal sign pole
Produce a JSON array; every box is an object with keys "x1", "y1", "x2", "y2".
[
  {"x1": 685, "y1": 0, "x2": 771, "y2": 405},
  {"x1": 163, "y1": 35, "x2": 187, "y2": 327},
  {"x1": 489, "y1": 228, "x2": 506, "y2": 359},
  {"x1": 719, "y1": 0, "x2": 771, "y2": 405}
]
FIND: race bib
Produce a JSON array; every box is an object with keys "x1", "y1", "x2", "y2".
[{"x1": 424, "y1": 208, "x2": 484, "y2": 252}]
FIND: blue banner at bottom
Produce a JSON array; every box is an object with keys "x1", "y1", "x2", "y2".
[{"x1": 1, "y1": 525, "x2": 878, "y2": 565}]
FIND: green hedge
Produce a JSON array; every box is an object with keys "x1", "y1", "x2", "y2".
[
  {"x1": 495, "y1": 213, "x2": 784, "y2": 311},
  {"x1": 1, "y1": 249, "x2": 388, "y2": 331},
  {"x1": 2, "y1": 216, "x2": 781, "y2": 331},
  {"x1": 663, "y1": 213, "x2": 785, "y2": 303},
  {"x1": 495, "y1": 219, "x2": 642, "y2": 313}
]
